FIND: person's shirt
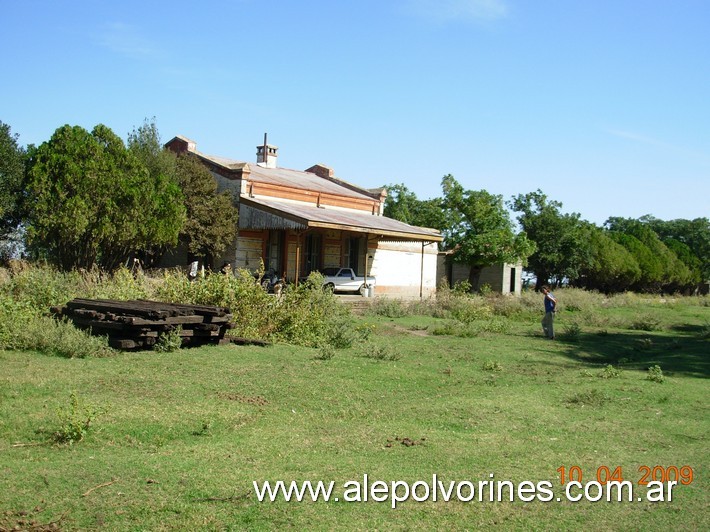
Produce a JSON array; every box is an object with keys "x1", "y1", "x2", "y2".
[{"x1": 544, "y1": 292, "x2": 557, "y2": 313}]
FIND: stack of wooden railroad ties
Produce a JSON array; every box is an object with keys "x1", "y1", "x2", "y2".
[{"x1": 52, "y1": 298, "x2": 235, "y2": 350}]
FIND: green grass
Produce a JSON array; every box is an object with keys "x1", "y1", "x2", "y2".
[{"x1": 0, "y1": 299, "x2": 708, "y2": 530}]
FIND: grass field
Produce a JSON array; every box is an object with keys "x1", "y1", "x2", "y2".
[{"x1": 1, "y1": 295, "x2": 708, "y2": 530}]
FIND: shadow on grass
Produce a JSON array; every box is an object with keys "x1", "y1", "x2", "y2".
[{"x1": 556, "y1": 330, "x2": 709, "y2": 379}]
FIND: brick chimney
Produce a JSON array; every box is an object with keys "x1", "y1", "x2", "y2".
[
  {"x1": 305, "y1": 164, "x2": 334, "y2": 179},
  {"x1": 256, "y1": 135, "x2": 278, "y2": 168}
]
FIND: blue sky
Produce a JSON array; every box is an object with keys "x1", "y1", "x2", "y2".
[{"x1": 2, "y1": 0, "x2": 708, "y2": 225}]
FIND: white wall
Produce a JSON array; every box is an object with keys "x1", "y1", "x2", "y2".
[{"x1": 369, "y1": 241, "x2": 439, "y2": 298}]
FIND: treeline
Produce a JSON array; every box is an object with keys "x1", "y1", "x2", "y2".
[
  {"x1": 0, "y1": 120, "x2": 237, "y2": 270},
  {"x1": 385, "y1": 184, "x2": 708, "y2": 294},
  {"x1": 2, "y1": 119, "x2": 707, "y2": 294}
]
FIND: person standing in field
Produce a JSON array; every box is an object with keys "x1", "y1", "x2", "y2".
[{"x1": 541, "y1": 285, "x2": 557, "y2": 339}]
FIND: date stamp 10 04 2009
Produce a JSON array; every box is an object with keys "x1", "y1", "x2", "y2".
[{"x1": 557, "y1": 465, "x2": 694, "y2": 486}]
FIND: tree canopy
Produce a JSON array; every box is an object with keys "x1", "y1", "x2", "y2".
[
  {"x1": 24, "y1": 124, "x2": 184, "y2": 270},
  {"x1": 441, "y1": 175, "x2": 535, "y2": 288},
  {"x1": 509, "y1": 190, "x2": 591, "y2": 287},
  {"x1": 0, "y1": 121, "x2": 25, "y2": 247},
  {"x1": 382, "y1": 183, "x2": 447, "y2": 231},
  {"x1": 173, "y1": 153, "x2": 238, "y2": 264}
]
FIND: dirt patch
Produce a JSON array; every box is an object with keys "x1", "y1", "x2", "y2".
[
  {"x1": 385, "y1": 436, "x2": 426, "y2": 448},
  {"x1": 217, "y1": 392, "x2": 269, "y2": 406},
  {"x1": 1, "y1": 506, "x2": 68, "y2": 531}
]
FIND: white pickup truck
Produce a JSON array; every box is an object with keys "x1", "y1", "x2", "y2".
[{"x1": 320, "y1": 267, "x2": 375, "y2": 296}]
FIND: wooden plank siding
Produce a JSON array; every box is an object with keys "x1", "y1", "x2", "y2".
[{"x1": 249, "y1": 181, "x2": 378, "y2": 213}]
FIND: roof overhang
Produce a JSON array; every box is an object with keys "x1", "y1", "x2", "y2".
[{"x1": 239, "y1": 196, "x2": 442, "y2": 242}]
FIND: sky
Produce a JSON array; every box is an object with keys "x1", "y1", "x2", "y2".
[{"x1": 2, "y1": 0, "x2": 708, "y2": 226}]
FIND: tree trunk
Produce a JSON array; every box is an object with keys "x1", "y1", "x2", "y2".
[{"x1": 534, "y1": 270, "x2": 548, "y2": 291}]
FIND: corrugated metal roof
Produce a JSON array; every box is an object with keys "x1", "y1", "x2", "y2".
[
  {"x1": 247, "y1": 165, "x2": 375, "y2": 201},
  {"x1": 241, "y1": 196, "x2": 442, "y2": 242},
  {"x1": 194, "y1": 150, "x2": 375, "y2": 201}
]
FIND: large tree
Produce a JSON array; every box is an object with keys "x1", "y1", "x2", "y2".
[
  {"x1": 575, "y1": 224, "x2": 641, "y2": 292},
  {"x1": 640, "y1": 215, "x2": 710, "y2": 284},
  {"x1": 127, "y1": 119, "x2": 186, "y2": 267},
  {"x1": 173, "y1": 153, "x2": 238, "y2": 266},
  {"x1": 509, "y1": 190, "x2": 591, "y2": 287},
  {"x1": 0, "y1": 121, "x2": 25, "y2": 249},
  {"x1": 24, "y1": 124, "x2": 184, "y2": 270},
  {"x1": 441, "y1": 175, "x2": 535, "y2": 289},
  {"x1": 606, "y1": 217, "x2": 694, "y2": 292},
  {"x1": 383, "y1": 183, "x2": 448, "y2": 231}
]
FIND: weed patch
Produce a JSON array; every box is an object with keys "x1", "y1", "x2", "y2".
[
  {"x1": 629, "y1": 313, "x2": 664, "y2": 331},
  {"x1": 361, "y1": 342, "x2": 401, "y2": 361},
  {"x1": 566, "y1": 389, "x2": 610, "y2": 406},
  {"x1": 599, "y1": 364, "x2": 621, "y2": 379},
  {"x1": 52, "y1": 392, "x2": 103, "y2": 445},
  {"x1": 646, "y1": 365, "x2": 666, "y2": 383},
  {"x1": 482, "y1": 360, "x2": 503, "y2": 372},
  {"x1": 155, "y1": 327, "x2": 183, "y2": 353}
]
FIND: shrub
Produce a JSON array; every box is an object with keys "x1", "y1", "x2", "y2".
[
  {"x1": 362, "y1": 343, "x2": 401, "y2": 361},
  {"x1": 314, "y1": 345, "x2": 336, "y2": 361},
  {"x1": 482, "y1": 360, "x2": 503, "y2": 372},
  {"x1": 432, "y1": 321, "x2": 479, "y2": 338},
  {"x1": 0, "y1": 296, "x2": 114, "y2": 358},
  {"x1": 325, "y1": 316, "x2": 359, "y2": 349},
  {"x1": 599, "y1": 364, "x2": 621, "y2": 379},
  {"x1": 629, "y1": 313, "x2": 663, "y2": 331},
  {"x1": 154, "y1": 327, "x2": 183, "y2": 353},
  {"x1": 562, "y1": 321, "x2": 582, "y2": 341},
  {"x1": 370, "y1": 298, "x2": 410, "y2": 318},
  {"x1": 447, "y1": 297, "x2": 493, "y2": 323},
  {"x1": 646, "y1": 365, "x2": 665, "y2": 383},
  {"x1": 52, "y1": 391, "x2": 103, "y2": 445}
]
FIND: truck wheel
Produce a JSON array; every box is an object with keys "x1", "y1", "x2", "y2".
[
  {"x1": 323, "y1": 283, "x2": 335, "y2": 293},
  {"x1": 359, "y1": 284, "x2": 367, "y2": 296}
]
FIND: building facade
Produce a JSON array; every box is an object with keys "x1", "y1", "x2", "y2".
[{"x1": 164, "y1": 136, "x2": 442, "y2": 298}]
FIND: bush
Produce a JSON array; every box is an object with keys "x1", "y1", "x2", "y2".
[
  {"x1": 362, "y1": 343, "x2": 401, "y2": 361},
  {"x1": 0, "y1": 296, "x2": 114, "y2": 357},
  {"x1": 52, "y1": 391, "x2": 103, "y2": 445},
  {"x1": 370, "y1": 298, "x2": 411, "y2": 318},
  {"x1": 432, "y1": 321, "x2": 479, "y2": 338},
  {"x1": 646, "y1": 365, "x2": 665, "y2": 383},
  {"x1": 154, "y1": 327, "x2": 183, "y2": 353},
  {"x1": 562, "y1": 321, "x2": 582, "y2": 341},
  {"x1": 314, "y1": 345, "x2": 336, "y2": 360},
  {"x1": 599, "y1": 364, "x2": 621, "y2": 379},
  {"x1": 629, "y1": 313, "x2": 663, "y2": 331},
  {"x1": 482, "y1": 360, "x2": 503, "y2": 372}
]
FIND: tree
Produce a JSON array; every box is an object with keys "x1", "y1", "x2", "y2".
[
  {"x1": 24, "y1": 124, "x2": 184, "y2": 270},
  {"x1": 441, "y1": 175, "x2": 535, "y2": 289},
  {"x1": 509, "y1": 190, "x2": 591, "y2": 287},
  {"x1": 0, "y1": 121, "x2": 25, "y2": 253},
  {"x1": 641, "y1": 215, "x2": 710, "y2": 284},
  {"x1": 127, "y1": 119, "x2": 187, "y2": 267},
  {"x1": 576, "y1": 224, "x2": 641, "y2": 292},
  {"x1": 606, "y1": 217, "x2": 693, "y2": 292},
  {"x1": 173, "y1": 154, "x2": 238, "y2": 266},
  {"x1": 383, "y1": 183, "x2": 448, "y2": 231}
]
